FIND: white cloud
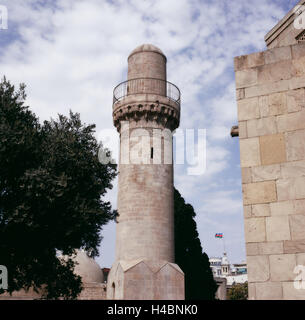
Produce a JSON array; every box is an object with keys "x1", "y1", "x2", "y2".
[
  {"x1": 198, "y1": 190, "x2": 242, "y2": 216},
  {"x1": 207, "y1": 126, "x2": 230, "y2": 140}
]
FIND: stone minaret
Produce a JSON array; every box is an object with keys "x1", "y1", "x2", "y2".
[{"x1": 107, "y1": 44, "x2": 184, "y2": 300}]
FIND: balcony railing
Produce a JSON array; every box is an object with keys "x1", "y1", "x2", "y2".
[{"x1": 113, "y1": 78, "x2": 180, "y2": 105}]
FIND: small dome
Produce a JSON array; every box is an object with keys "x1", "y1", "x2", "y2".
[
  {"x1": 60, "y1": 250, "x2": 104, "y2": 283},
  {"x1": 128, "y1": 44, "x2": 166, "y2": 60},
  {"x1": 73, "y1": 250, "x2": 104, "y2": 283}
]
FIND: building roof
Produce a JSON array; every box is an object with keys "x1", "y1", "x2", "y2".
[
  {"x1": 128, "y1": 44, "x2": 166, "y2": 60},
  {"x1": 226, "y1": 274, "x2": 248, "y2": 286},
  {"x1": 233, "y1": 262, "x2": 247, "y2": 267},
  {"x1": 209, "y1": 257, "x2": 222, "y2": 261}
]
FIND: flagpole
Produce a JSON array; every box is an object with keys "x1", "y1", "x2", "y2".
[{"x1": 215, "y1": 233, "x2": 226, "y2": 254}]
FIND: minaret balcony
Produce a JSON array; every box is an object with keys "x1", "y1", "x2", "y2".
[
  {"x1": 112, "y1": 78, "x2": 180, "y2": 131},
  {"x1": 113, "y1": 77, "x2": 180, "y2": 105}
]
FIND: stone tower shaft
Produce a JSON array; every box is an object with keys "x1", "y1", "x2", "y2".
[
  {"x1": 113, "y1": 44, "x2": 180, "y2": 263},
  {"x1": 107, "y1": 44, "x2": 184, "y2": 300}
]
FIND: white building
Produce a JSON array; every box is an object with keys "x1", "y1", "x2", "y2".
[
  {"x1": 210, "y1": 253, "x2": 248, "y2": 286},
  {"x1": 221, "y1": 252, "x2": 230, "y2": 276},
  {"x1": 209, "y1": 257, "x2": 222, "y2": 277}
]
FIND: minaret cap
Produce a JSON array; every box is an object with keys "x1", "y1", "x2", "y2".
[{"x1": 128, "y1": 43, "x2": 167, "y2": 61}]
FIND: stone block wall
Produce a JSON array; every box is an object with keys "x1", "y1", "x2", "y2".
[
  {"x1": 77, "y1": 283, "x2": 107, "y2": 300},
  {"x1": 235, "y1": 42, "x2": 305, "y2": 300},
  {"x1": 0, "y1": 288, "x2": 41, "y2": 300},
  {"x1": 0, "y1": 283, "x2": 107, "y2": 300}
]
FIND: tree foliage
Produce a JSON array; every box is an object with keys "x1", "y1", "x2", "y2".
[
  {"x1": 0, "y1": 78, "x2": 117, "y2": 299},
  {"x1": 227, "y1": 282, "x2": 248, "y2": 300},
  {"x1": 174, "y1": 188, "x2": 217, "y2": 300}
]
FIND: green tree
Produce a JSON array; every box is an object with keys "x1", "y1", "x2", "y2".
[
  {"x1": 0, "y1": 78, "x2": 117, "y2": 299},
  {"x1": 174, "y1": 188, "x2": 217, "y2": 300},
  {"x1": 227, "y1": 282, "x2": 248, "y2": 300}
]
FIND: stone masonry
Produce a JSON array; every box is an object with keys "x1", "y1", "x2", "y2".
[
  {"x1": 235, "y1": 1, "x2": 305, "y2": 300},
  {"x1": 107, "y1": 44, "x2": 184, "y2": 300}
]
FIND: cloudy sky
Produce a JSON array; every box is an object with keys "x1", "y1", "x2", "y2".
[{"x1": 0, "y1": 0, "x2": 300, "y2": 267}]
